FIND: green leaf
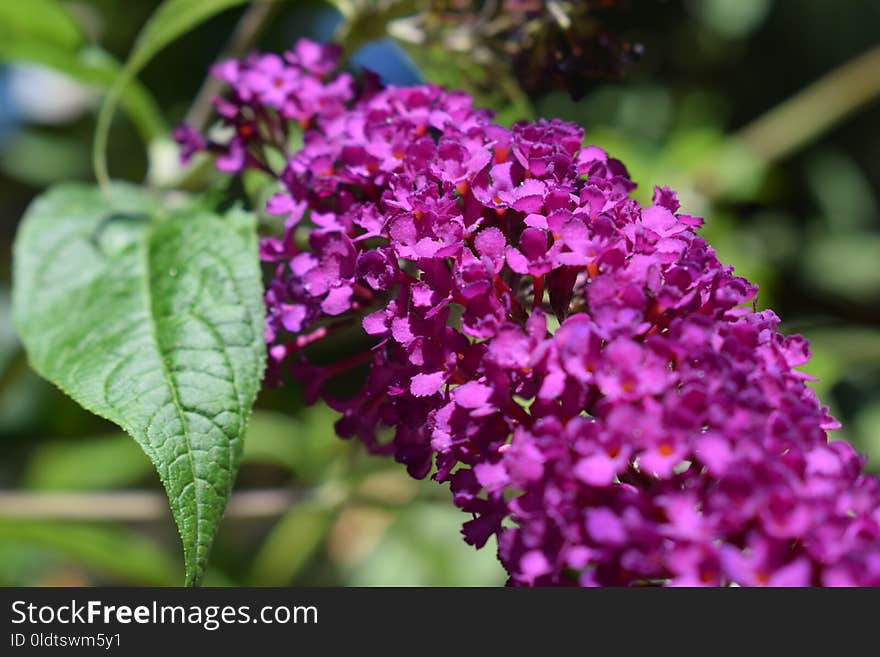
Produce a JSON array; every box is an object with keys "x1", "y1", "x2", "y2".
[
  {"x1": 247, "y1": 498, "x2": 341, "y2": 585},
  {"x1": 801, "y1": 232, "x2": 880, "y2": 302},
  {"x1": 0, "y1": 42, "x2": 166, "y2": 145},
  {"x1": 0, "y1": 0, "x2": 165, "y2": 143},
  {"x1": 93, "y1": 0, "x2": 264, "y2": 187},
  {"x1": 0, "y1": 520, "x2": 179, "y2": 586},
  {"x1": 243, "y1": 406, "x2": 346, "y2": 480},
  {"x1": 0, "y1": 0, "x2": 83, "y2": 51},
  {"x1": 0, "y1": 129, "x2": 91, "y2": 186},
  {"x1": 24, "y1": 433, "x2": 152, "y2": 490},
  {"x1": 855, "y1": 402, "x2": 880, "y2": 472},
  {"x1": 347, "y1": 502, "x2": 507, "y2": 586},
  {"x1": 21, "y1": 407, "x2": 342, "y2": 492},
  {"x1": 12, "y1": 183, "x2": 266, "y2": 585}
]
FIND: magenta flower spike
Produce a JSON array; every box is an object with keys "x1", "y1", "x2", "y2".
[{"x1": 176, "y1": 39, "x2": 880, "y2": 587}]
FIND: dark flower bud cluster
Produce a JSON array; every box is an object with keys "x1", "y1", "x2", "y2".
[
  {"x1": 178, "y1": 39, "x2": 880, "y2": 586},
  {"x1": 417, "y1": 0, "x2": 641, "y2": 99}
]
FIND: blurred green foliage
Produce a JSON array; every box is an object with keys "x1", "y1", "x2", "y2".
[{"x1": 0, "y1": 0, "x2": 878, "y2": 586}]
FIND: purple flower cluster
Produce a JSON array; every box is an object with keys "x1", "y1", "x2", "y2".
[
  {"x1": 174, "y1": 39, "x2": 353, "y2": 172},
  {"x1": 178, "y1": 39, "x2": 880, "y2": 586}
]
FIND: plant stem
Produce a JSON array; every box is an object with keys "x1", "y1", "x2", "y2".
[
  {"x1": 735, "y1": 44, "x2": 880, "y2": 163},
  {"x1": 691, "y1": 44, "x2": 880, "y2": 200},
  {"x1": 0, "y1": 489, "x2": 299, "y2": 521}
]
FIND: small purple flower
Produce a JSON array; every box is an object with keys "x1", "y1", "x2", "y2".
[{"x1": 172, "y1": 125, "x2": 205, "y2": 163}]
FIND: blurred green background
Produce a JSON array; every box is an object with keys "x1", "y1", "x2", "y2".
[{"x1": 0, "y1": 0, "x2": 878, "y2": 586}]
